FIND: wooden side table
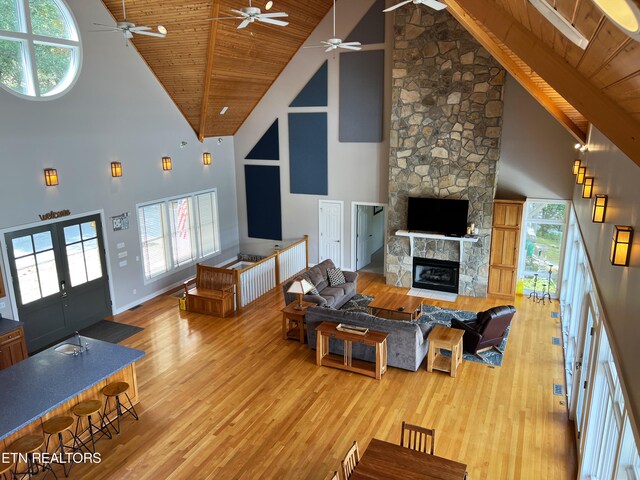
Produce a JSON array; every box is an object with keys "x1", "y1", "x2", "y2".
[
  {"x1": 427, "y1": 325, "x2": 464, "y2": 378},
  {"x1": 281, "y1": 301, "x2": 316, "y2": 343},
  {"x1": 315, "y1": 322, "x2": 388, "y2": 380}
]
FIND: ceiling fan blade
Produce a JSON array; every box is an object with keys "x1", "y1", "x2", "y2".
[
  {"x1": 340, "y1": 42, "x2": 362, "y2": 46},
  {"x1": 419, "y1": 0, "x2": 447, "y2": 10},
  {"x1": 230, "y1": 9, "x2": 249, "y2": 16},
  {"x1": 257, "y1": 17, "x2": 288, "y2": 26},
  {"x1": 382, "y1": 0, "x2": 413, "y2": 12},
  {"x1": 89, "y1": 28, "x2": 120, "y2": 32},
  {"x1": 130, "y1": 25, "x2": 151, "y2": 32},
  {"x1": 135, "y1": 30, "x2": 166, "y2": 37},
  {"x1": 237, "y1": 18, "x2": 251, "y2": 29},
  {"x1": 303, "y1": 44, "x2": 328, "y2": 49},
  {"x1": 93, "y1": 22, "x2": 118, "y2": 28},
  {"x1": 208, "y1": 16, "x2": 244, "y2": 21},
  {"x1": 125, "y1": 30, "x2": 134, "y2": 39},
  {"x1": 259, "y1": 12, "x2": 288, "y2": 18},
  {"x1": 339, "y1": 44, "x2": 362, "y2": 50},
  {"x1": 325, "y1": 46, "x2": 335, "y2": 52}
]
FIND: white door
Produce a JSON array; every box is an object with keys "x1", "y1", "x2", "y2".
[
  {"x1": 356, "y1": 206, "x2": 371, "y2": 270},
  {"x1": 319, "y1": 200, "x2": 343, "y2": 267}
]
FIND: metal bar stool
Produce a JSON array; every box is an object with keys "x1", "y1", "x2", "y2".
[
  {"x1": 43, "y1": 416, "x2": 80, "y2": 477},
  {"x1": 8, "y1": 434, "x2": 57, "y2": 479},
  {"x1": 102, "y1": 382, "x2": 139, "y2": 434},
  {"x1": 71, "y1": 400, "x2": 112, "y2": 454}
]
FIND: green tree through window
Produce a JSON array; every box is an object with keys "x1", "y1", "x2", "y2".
[{"x1": 0, "y1": 0, "x2": 80, "y2": 98}]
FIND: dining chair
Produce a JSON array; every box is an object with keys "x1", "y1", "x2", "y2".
[
  {"x1": 341, "y1": 441, "x2": 360, "y2": 479},
  {"x1": 400, "y1": 421, "x2": 436, "y2": 455}
]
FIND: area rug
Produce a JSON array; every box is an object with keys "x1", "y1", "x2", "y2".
[
  {"x1": 79, "y1": 320, "x2": 143, "y2": 344},
  {"x1": 340, "y1": 295, "x2": 509, "y2": 367}
]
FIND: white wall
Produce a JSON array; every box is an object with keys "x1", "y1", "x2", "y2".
[
  {"x1": 233, "y1": 0, "x2": 390, "y2": 270},
  {"x1": 0, "y1": 0, "x2": 239, "y2": 319},
  {"x1": 573, "y1": 126, "x2": 640, "y2": 436},
  {"x1": 497, "y1": 76, "x2": 576, "y2": 200}
]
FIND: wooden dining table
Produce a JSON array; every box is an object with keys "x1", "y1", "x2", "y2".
[{"x1": 351, "y1": 438, "x2": 467, "y2": 480}]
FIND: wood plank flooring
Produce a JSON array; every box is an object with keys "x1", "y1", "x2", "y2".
[{"x1": 69, "y1": 272, "x2": 576, "y2": 479}]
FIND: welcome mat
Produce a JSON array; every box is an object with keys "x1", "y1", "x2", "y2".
[
  {"x1": 80, "y1": 320, "x2": 143, "y2": 345},
  {"x1": 340, "y1": 295, "x2": 510, "y2": 367}
]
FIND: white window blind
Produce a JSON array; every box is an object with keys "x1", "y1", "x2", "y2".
[
  {"x1": 196, "y1": 191, "x2": 220, "y2": 258},
  {"x1": 168, "y1": 197, "x2": 196, "y2": 267},
  {"x1": 138, "y1": 203, "x2": 169, "y2": 280}
]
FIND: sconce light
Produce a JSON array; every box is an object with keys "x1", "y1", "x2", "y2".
[
  {"x1": 44, "y1": 168, "x2": 59, "y2": 186},
  {"x1": 576, "y1": 166, "x2": 586, "y2": 184},
  {"x1": 202, "y1": 152, "x2": 212, "y2": 165},
  {"x1": 592, "y1": 194, "x2": 608, "y2": 223},
  {"x1": 162, "y1": 156, "x2": 172, "y2": 171},
  {"x1": 573, "y1": 159, "x2": 581, "y2": 175},
  {"x1": 582, "y1": 176, "x2": 594, "y2": 198},
  {"x1": 574, "y1": 143, "x2": 588, "y2": 152},
  {"x1": 610, "y1": 225, "x2": 634, "y2": 266},
  {"x1": 111, "y1": 161, "x2": 123, "y2": 177}
]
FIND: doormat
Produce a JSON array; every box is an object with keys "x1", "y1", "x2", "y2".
[{"x1": 79, "y1": 320, "x2": 143, "y2": 345}]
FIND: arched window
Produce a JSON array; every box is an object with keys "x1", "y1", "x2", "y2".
[{"x1": 0, "y1": 0, "x2": 81, "y2": 99}]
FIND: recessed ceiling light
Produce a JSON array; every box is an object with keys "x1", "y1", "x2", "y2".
[
  {"x1": 265, "y1": 1, "x2": 273, "y2": 10},
  {"x1": 220, "y1": 106, "x2": 228, "y2": 115},
  {"x1": 528, "y1": 0, "x2": 589, "y2": 49},
  {"x1": 157, "y1": 25, "x2": 167, "y2": 35},
  {"x1": 591, "y1": 0, "x2": 640, "y2": 39}
]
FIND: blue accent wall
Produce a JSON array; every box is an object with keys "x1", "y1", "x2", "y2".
[
  {"x1": 245, "y1": 165, "x2": 282, "y2": 240},
  {"x1": 290, "y1": 61, "x2": 328, "y2": 107},
  {"x1": 339, "y1": 50, "x2": 384, "y2": 143},
  {"x1": 245, "y1": 120, "x2": 280, "y2": 160},
  {"x1": 288, "y1": 113, "x2": 328, "y2": 195}
]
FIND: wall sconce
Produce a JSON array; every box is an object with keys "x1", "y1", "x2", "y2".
[
  {"x1": 162, "y1": 156, "x2": 172, "y2": 171},
  {"x1": 576, "y1": 166, "x2": 586, "y2": 184},
  {"x1": 44, "y1": 168, "x2": 59, "y2": 186},
  {"x1": 592, "y1": 194, "x2": 608, "y2": 223},
  {"x1": 582, "y1": 176, "x2": 594, "y2": 198},
  {"x1": 573, "y1": 159, "x2": 581, "y2": 175},
  {"x1": 202, "y1": 152, "x2": 212, "y2": 165},
  {"x1": 610, "y1": 225, "x2": 634, "y2": 266},
  {"x1": 111, "y1": 161, "x2": 123, "y2": 177}
]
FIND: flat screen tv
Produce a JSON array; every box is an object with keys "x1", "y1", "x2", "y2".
[{"x1": 407, "y1": 197, "x2": 469, "y2": 237}]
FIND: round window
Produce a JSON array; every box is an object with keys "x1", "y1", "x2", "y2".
[{"x1": 0, "y1": 0, "x2": 81, "y2": 100}]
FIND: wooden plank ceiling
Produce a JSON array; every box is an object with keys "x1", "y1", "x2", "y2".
[
  {"x1": 100, "y1": 0, "x2": 333, "y2": 138},
  {"x1": 100, "y1": 0, "x2": 640, "y2": 166}
]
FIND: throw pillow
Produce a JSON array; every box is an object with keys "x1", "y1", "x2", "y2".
[
  {"x1": 327, "y1": 267, "x2": 346, "y2": 286},
  {"x1": 308, "y1": 285, "x2": 320, "y2": 295}
]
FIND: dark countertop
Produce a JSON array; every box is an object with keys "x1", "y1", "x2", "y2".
[
  {"x1": 0, "y1": 318, "x2": 25, "y2": 336},
  {"x1": 0, "y1": 336, "x2": 144, "y2": 441}
]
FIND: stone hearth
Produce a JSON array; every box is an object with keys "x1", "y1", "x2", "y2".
[{"x1": 385, "y1": 8, "x2": 506, "y2": 297}]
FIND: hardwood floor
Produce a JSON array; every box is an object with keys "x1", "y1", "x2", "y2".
[{"x1": 70, "y1": 272, "x2": 576, "y2": 479}]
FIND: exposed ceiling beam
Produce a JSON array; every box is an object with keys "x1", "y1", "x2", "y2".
[
  {"x1": 446, "y1": 0, "x2": 587, "y2": 144},
  {"x1": 198, "y1": 0, "x2": 221, "y2": 142},
  {"x1": 447, "y1": 0, "x2": 640, "y2": 168}
]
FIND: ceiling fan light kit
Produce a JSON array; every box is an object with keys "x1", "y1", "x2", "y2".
[
  {"x1": 528, "y1": 0, "x2": 589, "y2": 49},
  {"x1": 591, "y1": 0, "x2": 640, "y2": 39}
]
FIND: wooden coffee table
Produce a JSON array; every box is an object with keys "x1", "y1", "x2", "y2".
[
  {"x1": 281, "y1": 301, "x2": 316, "y2": 343},
  {"x1": 427, "y1": 325, "x2": 465, "y2": 377},
  {"x1": 368, "y1": 292, "x2": 424, "y2": 321}
]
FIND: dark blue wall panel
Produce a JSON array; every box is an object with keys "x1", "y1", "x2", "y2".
[
  {"x1": 288, "y1": 113, "x2": 328, "y2": 195},
  {"x1": 290, "y1": 61, "x2": 328, "y2": 107},
  {"x1": 346, "y1": 0, "x2": 385, "y2": 45},
  {"x1": 245, "y1": 120, "x2": 279, "y2": 160},
  {"x1": 245, "y1": 165, "x2": 282, "y2": 240},
  {"x1": 339, "y1": 50, "x2": 384, "y2": 143}
]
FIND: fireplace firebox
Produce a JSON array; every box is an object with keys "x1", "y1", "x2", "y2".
[{"x1": 412, "y1": 257, "x2": 460, "y2": 294}]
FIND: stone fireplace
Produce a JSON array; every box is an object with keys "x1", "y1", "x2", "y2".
[
  {"x1": 412, "y1": 257, "x2": 459, "y2": 293},
  {"x1": 385, "y1": 8, "x2": 506, "y2": 297}
]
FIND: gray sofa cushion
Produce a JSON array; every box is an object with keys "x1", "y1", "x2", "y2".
[
  {"x1": 282, "y1": 259, "x2": 357, "y2": 309},
  {"x1": 305, "y1": 306, "x2": 431, "y2": 372}
]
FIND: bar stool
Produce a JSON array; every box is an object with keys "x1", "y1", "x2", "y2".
[
  {"x1": 8, "y1": 434, "x2": 56, "y2": 479},
  {"x1": 102, "y1": 382, "x2": 139, "y2": 434},
  {"x1": 71, "y1": 400, "x2": 111, "y2": 454},
  {"x1": 43, "y1": 416, "x2": 78, "y2": 477}
]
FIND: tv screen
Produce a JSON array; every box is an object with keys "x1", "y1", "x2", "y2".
[{"x1": 407, "y1": 197, "x2": 469, "y2": 237}]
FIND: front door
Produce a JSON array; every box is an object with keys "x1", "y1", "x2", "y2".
[
  {"x1": 318, "y1": 200, "x2": 343, "y2": 267},
  {"x1": 5, "y1": 214, "x2": 112, "y2": 352}
]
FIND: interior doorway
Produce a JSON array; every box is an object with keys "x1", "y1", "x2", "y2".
[
  {"x1": 352, "y1": 203, "x2": 385, "y2": 274},
  {"x1": 319, "y1": 200, "x2": 344, "y2": 268}
]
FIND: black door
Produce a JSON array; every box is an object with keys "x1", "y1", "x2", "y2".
[{"x1": 6, "y1": 214, "x2": 112, "y2": 352}]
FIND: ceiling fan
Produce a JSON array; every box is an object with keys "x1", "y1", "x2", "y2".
[
  {"x1": 92, "y1": 0, "x2": 167, "y2": 46},
  {"x1": 304, "y1": 0, "x2": 362, "y2": 52},
  {"x1": 209, "y1": 0, "x2": 289, "y2": 29},
  {"x1": 383, "y1": 0, "x2": 447, "y2": 13}
]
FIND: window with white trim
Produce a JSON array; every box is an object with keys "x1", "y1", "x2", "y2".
[
  {"x1": 0, "y1": 0, "x2": 81, "y2": 99},
  {"x1": 137, "y1": 190, "x2": 221, "y2": 281}
]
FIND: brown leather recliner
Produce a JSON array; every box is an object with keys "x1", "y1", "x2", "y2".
[{"x1": 450, "y1": 305, "x2": 516, "y2": 359}]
